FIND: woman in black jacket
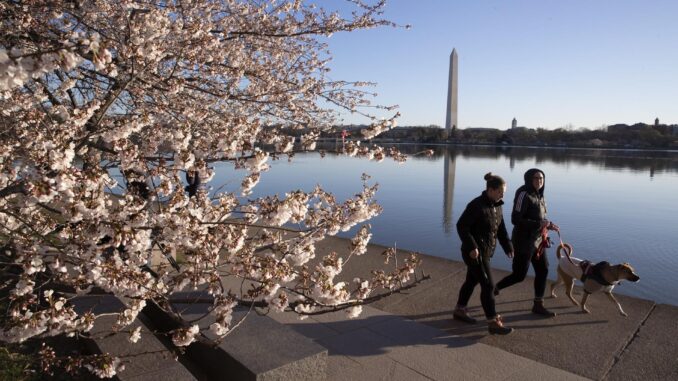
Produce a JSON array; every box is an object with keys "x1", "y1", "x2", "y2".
[
  {"x1": 454, "y1": 172, "x2": 514, "y2": 335},
  {"x1": 494, "y1": 168, "x2": 559, "y2": 317}
]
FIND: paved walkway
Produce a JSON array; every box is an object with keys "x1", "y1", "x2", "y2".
[
  {"x1": 270, "y1": 304, "x2": 586, "y2": 380},
  {"x1": 72, "y1": 235, "x2": 677, "y2": 380},
  {"x1": 277, "y1": 236, "x2": 677, "y2": 381}
]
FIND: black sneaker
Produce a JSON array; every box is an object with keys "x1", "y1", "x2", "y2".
[
  {"x1": 532, "y1": 300, "x2": 556, "y2": 318},
  {"x1": 453, "y1": 309, "x2": 477, "y2": 324},
  {"x1": 488, "y1": 315, "x2": 513, "y2": 335}
]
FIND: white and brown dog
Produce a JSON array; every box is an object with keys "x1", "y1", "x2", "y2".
[{"x1": 550, "y1": 244, "x2": 640, "y2": 316}]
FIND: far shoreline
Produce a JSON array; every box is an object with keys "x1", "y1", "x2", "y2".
[{"x1": 317, "y1": 138, "x2": 678, "y2": 154}]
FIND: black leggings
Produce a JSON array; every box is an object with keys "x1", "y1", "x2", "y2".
[
  {"x1": 456, "y1": 255, "x2": 496, "y2": 319},
  {"x1": 495, "y1": 247, "x2": 549, "y2": 299}
]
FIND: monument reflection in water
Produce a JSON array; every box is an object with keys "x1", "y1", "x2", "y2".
[
  {"x1": 211, "y1": 144, "x2": 678, "y2": 306},
  {"x1": 442, "y1": 150, "x2": 456, "y2": 234}
]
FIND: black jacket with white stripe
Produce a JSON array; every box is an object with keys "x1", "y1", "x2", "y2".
[{"x1": 511, "y1": 168, "x2": 548, "y2": 252}]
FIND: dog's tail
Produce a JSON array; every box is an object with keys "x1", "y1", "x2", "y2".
[{"x1": 557, "y1": 243, "x2": 575, "y2": 265}]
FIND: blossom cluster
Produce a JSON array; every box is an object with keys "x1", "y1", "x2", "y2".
[
  {"x1": 1, "y1": 290, "x2": 95, "y2": 344},
  {"x1": 39, "y1": 345, "x2": 125, "y2": 379}
]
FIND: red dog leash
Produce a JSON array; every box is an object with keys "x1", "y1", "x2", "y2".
[
  {"x1": 537, "y1": 225, "x2": 575, "y2": 265},
  {"x1": 535, "y1": 226, "x2": 550, "y2": 259}
]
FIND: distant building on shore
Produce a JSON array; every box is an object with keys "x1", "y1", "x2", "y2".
[
  {"x1": 512, "y1": 118, "x2": 517, "y2": 129},
  {"x1": 606, "y1": 122, "x2": 678, "y2": 137}
]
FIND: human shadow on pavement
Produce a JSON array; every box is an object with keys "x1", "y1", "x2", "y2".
[
  {"x1": 276, "y1": 312, "x2": 479, "y2": 359},
  {"x1": 393, "y1": 306, "x2": 608, "y2": 340}
]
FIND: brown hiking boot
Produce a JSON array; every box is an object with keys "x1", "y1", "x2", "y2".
[
  {"x1": 453, "y1": 308, "x2": 477, "y2": 324},
  {"x1": 488, "y1": 315, "x2": 513, "y2": 335},
  {"x1": 532, "y1": 300, "x2": 557, "y2": 317}
]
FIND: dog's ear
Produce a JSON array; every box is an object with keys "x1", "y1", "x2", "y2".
[{"x1": 620, "y1": 263, "x2": 636, "y2": 273}]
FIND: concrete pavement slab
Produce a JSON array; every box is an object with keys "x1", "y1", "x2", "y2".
[
  {"x1": 317, "y1": 326, "x2": 397, "y2": 359},
  {"x1": 125, "y1": 364, "x2": 201, "y2": 381},
  {"x1": 307, "y1": 305, "x2": 584, "y2": 380},
  {"x1": 268, "y1": 310, "x2": 343, "y2": 341},
  {"x1": 504, "y1": 362, "x2": 592, "y2": 381},
  {"x1": 364, "y1": 313, "x2": 586, "y2": 381},
  {"x1": 604, "y1": 304, "x2": 678, "y2": 381},
  {"x1": 325, "y1": 352, "x2": 431, "y2": 381},
  {"x1": 305, "y1": 304, "x2": 399, "y2": 333},
  {"x1": 383, "y1": 341, "x2": 588, "y2": 381},
  {"x1": 372, "y1": 266, "x2": 463, "y2": 322},
  {"x1": 364, "y1": 312, "x2": 469, "y2": 347},
  {"x1": 71, "y1": 295, "x2": 198, "y2": 381},
  {"x1": 317, "y1": 326, "x2": 484, "y2": 380},
  {"x1": 172, "y1": 304, "x2": 328, "y2": 380}
]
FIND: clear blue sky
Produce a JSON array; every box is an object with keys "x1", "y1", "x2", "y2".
[{"x1": 324, "y1": 0, "x2": 678, "y2": 129}]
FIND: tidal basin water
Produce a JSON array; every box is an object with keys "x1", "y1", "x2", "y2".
[{"x1": 213, "y1": 144, "x2": 678, "y2": 306}]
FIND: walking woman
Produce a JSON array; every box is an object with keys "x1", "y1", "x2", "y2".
[
  {"x1": 454, "y1": 172, "x2": 514, "y2": 335},
  {"x1": 494, "y1": 168, "x2": 559, "y2": 317}
]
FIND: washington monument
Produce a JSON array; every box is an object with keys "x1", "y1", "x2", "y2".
[{"x1": 445, "y1": 49, "x2": 458, "y2": 131}]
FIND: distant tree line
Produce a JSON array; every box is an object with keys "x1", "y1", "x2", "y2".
[{"x1": 317, "y1": 123, "x2": 678, "y2": 149}]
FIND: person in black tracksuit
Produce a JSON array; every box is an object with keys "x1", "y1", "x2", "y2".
[
  {"x1": 454, "y1": 173, "x2": 514, "y2": 335},
  {"x1": 494, "y1": 168, "x2": 559, "y2": 317}
]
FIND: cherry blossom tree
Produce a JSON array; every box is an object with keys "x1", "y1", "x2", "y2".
[{"x1": 0, "y1": 0, "x2": 424, "y2": 377}]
